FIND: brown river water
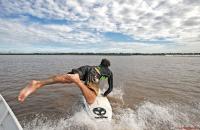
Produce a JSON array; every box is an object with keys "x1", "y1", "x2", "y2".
[{"x1": 0, "y1": 55, "x2": 200, "y2": 130}]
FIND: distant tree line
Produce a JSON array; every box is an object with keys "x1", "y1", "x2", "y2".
[{"x1": 0, "y1": 53, "x2": 200, "y2": 55}]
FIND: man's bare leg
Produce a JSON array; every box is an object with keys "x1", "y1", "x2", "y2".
[
  {"x1": 18, "y1": 74, "x2": 73, "y2": 102},
  {"x1": 18, "y1": 74, "x2": 96, "y2": 104}
]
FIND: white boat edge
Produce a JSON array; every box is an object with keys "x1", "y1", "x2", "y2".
[{"x1": 0, "y1": 94, "x2": 23, "y2": 130}]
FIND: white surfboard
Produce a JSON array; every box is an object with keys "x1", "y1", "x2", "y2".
[
  {"x1": 0, "y1": 94, "x2": 23, "y2": 130},
  {"x1": 83, "y1": 90, "x2": 112, "y2": 121}
]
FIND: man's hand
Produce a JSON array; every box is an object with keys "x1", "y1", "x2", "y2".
[{"x1": 101, "y1": 93, "x2": 106, "y2": 97}]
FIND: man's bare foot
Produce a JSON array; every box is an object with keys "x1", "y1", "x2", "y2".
[{"x1": 18, "y1": 80, "x2": 41, "y2": 102}]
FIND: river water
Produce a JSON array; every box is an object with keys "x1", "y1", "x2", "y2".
[{"x1": 0, "y1": 55, "x2": 200, "y2": 130}]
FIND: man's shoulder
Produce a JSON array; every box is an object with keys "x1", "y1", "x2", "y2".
[
  {"x1": 101, "y1": 67, "x2": 112, "y2": 75},
  {"x1": 108, "y1": 68, "x2": 113, "y2": 75}
]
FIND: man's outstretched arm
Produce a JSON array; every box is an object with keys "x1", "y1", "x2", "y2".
[
  {"x1": 103, "y1": 73, "x2": 113, "y2": 96},
  {"x1": 62, "y1": 74, "x2": 96, "y2": 104}
]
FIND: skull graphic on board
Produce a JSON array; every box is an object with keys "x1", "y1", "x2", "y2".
[{"x1": 93, "y1": 107, "x2": 106, "y2": 116}]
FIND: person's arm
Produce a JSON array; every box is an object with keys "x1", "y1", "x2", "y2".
[
  {"x1": 67, "y1": 74, "x2": 96, "y2": 104},
  {"x1": 103, "y1": 72, "x2": 113, "y2": 96}
]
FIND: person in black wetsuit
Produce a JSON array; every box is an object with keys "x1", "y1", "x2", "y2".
[
  {"x1": 68, "y1": 59, "x2": 113, "y2": 96},
  {"x1": 18, "y1": 59, "x2": 113, "y2": 104}
]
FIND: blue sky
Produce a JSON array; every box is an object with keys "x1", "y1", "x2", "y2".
[{"x1": 0, "y1": 0, "x2": 199, "y2": 53}]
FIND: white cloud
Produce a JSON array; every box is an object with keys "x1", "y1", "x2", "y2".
[
  {"x1": 0, "y1": 18, "x2": 101, "y2": 46},
  {"x1": 0, "y1": 0, "x2": 199, "y2": 52}
]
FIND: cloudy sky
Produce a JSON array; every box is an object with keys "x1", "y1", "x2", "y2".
[{"x1": 0, "y1": 0, "x2": 199, "y2": 53}]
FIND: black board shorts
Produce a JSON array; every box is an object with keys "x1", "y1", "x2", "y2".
[
  {"x1": 67, "y1": 69, "x2": 99, "y2": 95},
  {"x1": 67, "y1": 69, "x2": 84, "y2": 80}
]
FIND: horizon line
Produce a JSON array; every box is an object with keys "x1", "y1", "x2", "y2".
[{"x1": 0, "y1": 52, "x2": 200, "y2": 55}]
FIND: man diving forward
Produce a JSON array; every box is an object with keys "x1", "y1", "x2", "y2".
[{"x1": 18, "y1": 58, "x2": 113, "y2": 104}]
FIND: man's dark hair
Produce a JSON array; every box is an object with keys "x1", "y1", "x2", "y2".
[{"x1": 100, "y1": 58, "x2": 110, "y2": 67}]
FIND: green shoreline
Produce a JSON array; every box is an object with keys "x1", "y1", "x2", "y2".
[{"x1": 0, "y1": 53, "x2": 200, "y2": 56}]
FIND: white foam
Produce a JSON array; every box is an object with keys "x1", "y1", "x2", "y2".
[
  {"x1": 109, "y1": 85, "x2": 124, "y2": 102},
  {"x1": 102, "y1": 84, "x2": 125, "y2": 106},
  {"x1": 23, "y1": 87, "x2": 200, "y2": 130}
]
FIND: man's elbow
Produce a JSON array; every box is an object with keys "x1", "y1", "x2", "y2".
[{"x1": 109, "y1": 87, "x2": 113, "y2": 93}]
